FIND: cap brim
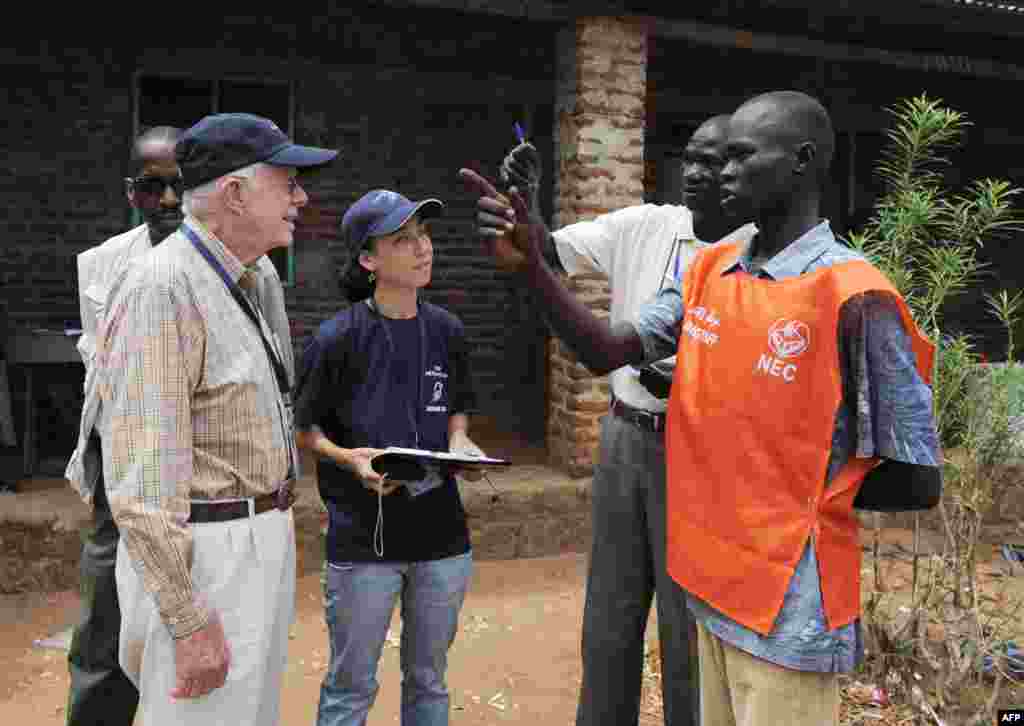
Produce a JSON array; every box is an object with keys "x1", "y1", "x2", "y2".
[
  {"x1": 265, "y1": 143, "x2": 339, "y2": 169},
  {"x1": 369, "y1": 198, "x2": 444, "y2": 237}
]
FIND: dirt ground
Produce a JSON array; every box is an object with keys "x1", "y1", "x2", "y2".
[
  {"x1": 2, "y1": 413, "x2": 1023, "y2": 726},
  {"x1": 0, "y1": 423, "x2": 642, "y2": 724},
  {"x1": 3, "y1": 524, "x2": 1024, "y2": 723},
  {"x1": 837, "y1": 523, "x2": 1024, "y2": 723},
  {"x1": 0, "y1": 552, "x2": 666, "y2": 725}
]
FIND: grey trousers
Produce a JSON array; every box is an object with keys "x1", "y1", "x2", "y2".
[{"x1": 576, "y1": 413, "x2": 698, "y2": 726}]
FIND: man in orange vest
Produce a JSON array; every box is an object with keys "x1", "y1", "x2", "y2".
[{"x1": 460, "y1": 90, "x2": 941, "y2": 725}]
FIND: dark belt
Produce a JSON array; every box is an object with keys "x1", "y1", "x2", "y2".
[
  {"x1": 188, "y1": 485, "x2": 295, "y2": 524},
  {"x1": 610, "y1": 396, "x2": 666, "y2": 433}
]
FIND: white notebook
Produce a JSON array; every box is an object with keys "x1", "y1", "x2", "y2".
[{"x1": 377, "y1": 447, "x2": 511, "y2": 467}]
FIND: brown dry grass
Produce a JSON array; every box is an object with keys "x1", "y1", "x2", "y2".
[{"x1": 639, "y1": 525, "x2": 1024, "y2": 725}]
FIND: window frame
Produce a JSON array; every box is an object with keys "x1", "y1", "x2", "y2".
[{"x1": 130, "y1": 70, "x2": 297, "y2": 286}]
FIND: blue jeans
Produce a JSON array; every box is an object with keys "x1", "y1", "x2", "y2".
[{"x1": 316, "y1": 551, "x2": 473, "y2": 726}]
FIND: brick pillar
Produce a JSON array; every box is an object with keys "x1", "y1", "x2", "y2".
[{"x1": 547, "y1": 17, "x2": 648, "y2": 477}]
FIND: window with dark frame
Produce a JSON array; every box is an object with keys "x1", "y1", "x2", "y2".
[{"x1": 134, "y1": 74, "x2": 295, "y2": 285}]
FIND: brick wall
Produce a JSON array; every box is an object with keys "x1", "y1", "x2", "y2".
[
  {"x1": 7, "y1": 7, "x2": 1023, "y2": 468},
  {"x1": 285, "y1": 84, "x2": 556, "y2": 413},
  {"x1": 2, "y1": 43, "x2": 132, "y2": 330},
  {"x1": 1, "y1": 43, "x2": 134, "y2": 458},
  {"x1": 272, "y1": 4, "x2": 562, "y2": 417},
  {"x1": 547, "y1": 17, "x2": 648, "y2": 476},
  {"x1": 0, "y1": 9, "x2": 562, "y2": 460}
]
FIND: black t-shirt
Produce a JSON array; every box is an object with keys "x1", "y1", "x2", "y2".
[{"x1": 294, "y1": 300, "x2": 477, "y2": 563}]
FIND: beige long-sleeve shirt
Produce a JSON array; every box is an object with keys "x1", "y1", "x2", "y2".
[{"x1": 97, "y1": 215, "x2": 296, "y2": 639}]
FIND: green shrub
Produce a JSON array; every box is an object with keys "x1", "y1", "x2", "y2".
[{"x1": 848, "y1": 94, "x2": 1024, "y2": 725}]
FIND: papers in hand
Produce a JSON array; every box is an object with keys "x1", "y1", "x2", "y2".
[
  {"x1": 370, "y1": 447, "x2": 510, "y2": 484},
  {"x1": 377, "y1": 447, "x2": 511, "y2": 467}
]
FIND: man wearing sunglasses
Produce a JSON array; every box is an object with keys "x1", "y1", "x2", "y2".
[
  {"x1": 62, "y1": 125, "x2": 185, "y2": 726},
  {"x1": 126, "y1": 152, "x2": 187, "y2": 244}
]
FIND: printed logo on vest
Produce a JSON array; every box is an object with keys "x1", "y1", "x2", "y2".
[
  {"x1": 768, "y1": 319, "x2": 810, "y2": 358},
  {"x1": 681, "y1": 306, "x2": 721, "y2": 347},
  {"x1": 756, "y1": 318, "x2": 811, "y2": 383}
]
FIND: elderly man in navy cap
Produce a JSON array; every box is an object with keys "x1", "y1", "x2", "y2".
[{"x1": 96, "y1": 113, "x2": 337, "y2": 726}]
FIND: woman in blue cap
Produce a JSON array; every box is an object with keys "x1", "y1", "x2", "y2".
[{"x1": 294, "y1": 189, "x2": 486, "y2": 726}]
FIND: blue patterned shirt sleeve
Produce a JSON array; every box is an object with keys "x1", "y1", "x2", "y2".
[
  {"x1": 840, "y1": 292, "x2": 940, "y2": 466},
  {"x1": 631, "y1": 285, "x2": 685, "y2": 365}
]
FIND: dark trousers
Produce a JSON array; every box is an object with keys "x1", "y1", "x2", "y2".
[
  {"x1": 576, "y1": 414, "x2": 699, "y2": 726},
  {"x1": 65, "y1": 435, "x2": 139, "y2": 726}
]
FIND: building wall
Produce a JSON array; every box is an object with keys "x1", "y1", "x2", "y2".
[
  {"x1": 148, "y1": 9, "x2": 562, "y2": 419},
  {"x1": 1, "y1": 44, "x2": 135, "y2": 462},
  {"x1": 1, "y1": 7, "x2": 561, "y2": 462},
  {"x1": 4, "y1": 6, "x2": 1024, "y2": 469},
  {"x1": 546, "y1": 18, "x2": 647, "y2": 475},
  {"x1": 2, "y1": 44, "x2": 132, "y2": 329},
  {"x1": 645, "y1": 35, "x2": 1024, "y2": 359}
]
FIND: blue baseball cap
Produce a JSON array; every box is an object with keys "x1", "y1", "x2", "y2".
[
  {"x1": 341, "y1": 189, "x2": 444, "y2": 253},
  {"x1": 176, "y1": 113, "x2": 339, "y2": 190}
]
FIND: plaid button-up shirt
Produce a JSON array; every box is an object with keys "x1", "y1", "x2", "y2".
[{"x1": 97, "y1": 215, "x2": 296, "y2": 639}]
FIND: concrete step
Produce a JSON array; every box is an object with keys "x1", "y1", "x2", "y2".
[{"x1": 0, "y1": 455, "x2": 594, "y2": 595}]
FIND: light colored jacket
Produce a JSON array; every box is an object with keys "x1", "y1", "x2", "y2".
[
  {"x1": 65, "y1": 222, "x2": 297, "y2": 502},
  {"x1": 65, "y1": 224, "x2": 153, "y2": 502}
]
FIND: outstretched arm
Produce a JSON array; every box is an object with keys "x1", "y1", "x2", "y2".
[{"x1": 459, "y1": 168, "x2": 644, "y2": 376}]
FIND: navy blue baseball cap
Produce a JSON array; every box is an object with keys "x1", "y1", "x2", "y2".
[
  {"x1": 341, "y1": 189, "x2": 444, "y2": 253},
  {"x1": 176, "y1": 113, "x2": 339, "y2": 190}
]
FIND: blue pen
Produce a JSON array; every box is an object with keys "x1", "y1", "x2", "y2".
[{"x1": 514, "y1": 122, "x2": 525, "y2": 144}]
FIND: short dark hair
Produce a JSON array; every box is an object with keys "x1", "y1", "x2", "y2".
[
  {"x1": 128, "y1": 125, "x2": 183, "y2": 175},
  {"x1": 737, "y1": 91, "x2": 835, "y2": 181}
]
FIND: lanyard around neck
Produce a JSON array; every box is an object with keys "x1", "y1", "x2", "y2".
[
  {"x1": 181, "y1": 225, "x2": 290, "y2": 398},
  {"x1": 365, "y1": 297, "x2": 427, "y2": 449}
]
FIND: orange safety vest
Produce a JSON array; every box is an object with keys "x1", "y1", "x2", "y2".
[{"x1": 665, "y1": 241, "x2": 934, "y2": 635}]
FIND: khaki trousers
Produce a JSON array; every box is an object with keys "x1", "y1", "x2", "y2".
[
  {"x1": 116, "y1": 507, "x2": 296, "y2": 726},
  {"x1": 697, "y1": 621, "x2": 839, "y2": 726}
]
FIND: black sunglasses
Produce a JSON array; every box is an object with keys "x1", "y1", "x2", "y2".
[{"x1": 129, "y1": 174, "x2": 185, "y2": 198}]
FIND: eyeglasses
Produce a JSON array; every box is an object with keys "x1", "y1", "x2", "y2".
[{"x1": 129, "y1": 174, "x2": 185, "y2": 198}]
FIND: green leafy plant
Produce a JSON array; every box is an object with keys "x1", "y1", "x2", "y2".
[{"x1": 848, "y1": 94, "x2": 1024, "y2": 725}]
